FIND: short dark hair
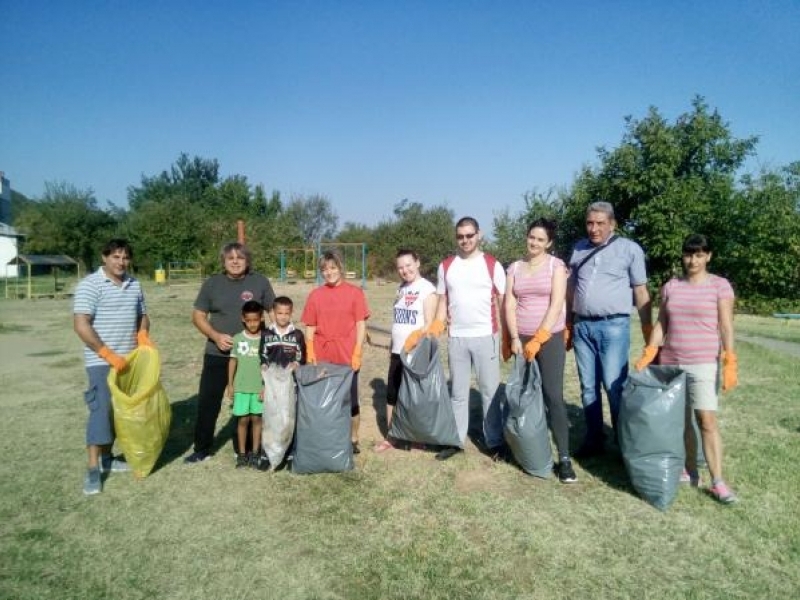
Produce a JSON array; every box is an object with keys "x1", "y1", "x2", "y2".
[
  {"x1": 395, "y1": 248, "x2": 419, "y2": 261},
  {"x1": 273, "y1": 296, "x2": 294, "y2": 310},
  {"x1": 241, "y1": 300, "x2": 263, "y2": 316},
  {"x1": 527, "y1": 218, "x2": 557, "y2": 242},
  {"x1": 455, "y1": 216, "x2": 480, "y2": 231},
  {"x1": 682, "y1": 233, "x2": 712, "y2": 255},
  {"x1": 102, "y1": 239, "x2": 133, "y2": 259}
]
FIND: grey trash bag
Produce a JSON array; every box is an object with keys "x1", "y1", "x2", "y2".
[
  {"x1": 503, "y1": 355, "x2": 553, "y2": 478},
  {"x1": 619, "y1": 366, "x2": 686, "y2": 511},
  {"x1": 292, "y1": 362, "x2": 354, "y2": 474},
  {"x1": 388, "y1": 336, "x2": 460, "y2": 447},
  {"x1": 261, "y1": 365, "x2": 297, "y2": 468}
]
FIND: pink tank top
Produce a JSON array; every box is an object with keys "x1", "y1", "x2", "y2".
[{"x1": 509, "y1": 255, "x2": 566, "y2": 335}]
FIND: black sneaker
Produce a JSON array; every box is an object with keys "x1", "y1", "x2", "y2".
[
  {"x1": 435, "y1": 446, "x2": 462, "y2": 461},
  {"x1": 235, "y1": 453, "x2": 249, "y2": 469},
  {"x1": 256, "y1": 453, "x2": 271, "y2": 471},
  {"x1": 557, "y1": 460, "x2": 578, "y2": 483},
  {"x1": 184, "y1": 451, "x2": 211, "y2": 464},
  {"x1": 352, "y1": 441, "x2": 361, "y2": 455}
]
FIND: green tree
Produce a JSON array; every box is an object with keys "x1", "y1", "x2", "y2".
[
  {"x1": 716, "y1": 163, "x2": 800, "y2": 302},
  {"x1": 15, "y1": 181, "x2": 118, "y2": 268},
  {"x1": 282, "y1": 194, "x2": 338, "y2": 247},
  {"x1": 487, "y1": 188, "x2": 566, "y2": 264},
  {"x1": 561, "y1": 96, "x2": 758, "y2": 288},
  {"x1": 369, "y1": 200, "x2": 455, "y2": 280}
]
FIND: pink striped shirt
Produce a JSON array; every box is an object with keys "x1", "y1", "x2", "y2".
[
  {"x1": 659, "y1": 274, "x2": 734, "y2": 365},
  {"x1": 509, "y1": 255, "x2": 566, "y2": 335}
]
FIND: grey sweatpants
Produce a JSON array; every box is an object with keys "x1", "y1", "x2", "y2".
[{"x1": 447, "y1": 334, "x2": 504, "y2": 449}]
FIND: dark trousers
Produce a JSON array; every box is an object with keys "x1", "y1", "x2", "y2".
[
  {"x1": 193, "y1": 354, "x2": 229, "y2": 454},
  {"x1": 521, "y1": 330, "x2": 570, "y2": 459}
]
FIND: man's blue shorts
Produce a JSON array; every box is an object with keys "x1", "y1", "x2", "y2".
[{"x1": 84, "y1": 365, "x2": 114, "y2": 446}]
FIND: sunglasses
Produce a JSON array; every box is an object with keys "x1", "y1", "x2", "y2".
[{"x1": 456, "y1": 232, "x2": 477, "y2": 241}]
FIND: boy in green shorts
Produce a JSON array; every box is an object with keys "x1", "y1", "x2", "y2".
[{"x1": 226, "y1": 300, "x2": 265, "y2": 468}]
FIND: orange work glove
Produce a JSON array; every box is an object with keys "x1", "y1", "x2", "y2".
[
  {"x1": 137, "y1": 330, "x2": 153, "y2": 347},
  {"x1": 635, "y1": 345, "x2": 659, "y2": 371},
  {"x1": 564, "y1": 323, "x2": 573, "y2": 351},
  {"x1": 721, "y1": 351, "x2": 738, "y2": 392},
  {"x1": 501, "y1": 332, "x2": 513, "y2": 362},
  {"x1": 403, "y1": 329, "x2": 425, "y2": 353},
  {"x1": 306, "y1": 339, "x2": 317, "y2": 365},
  {"x1": 523, "y1": 328, "x2": 552, "y2": 362},
  {"x1": 98, "y1": 346, "x2": 126, "y2": 371},
  {"x1": 426, "y1": 319, "x2": 446, "y2": 337},
  {"x1": 351, "y1": 345, "x2": 363, "y2": 371},
  {"x1": 641, "y1": 323, "x2": 654, "y2": 345}
]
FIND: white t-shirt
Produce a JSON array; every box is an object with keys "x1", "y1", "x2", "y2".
[
  {"x1": 391, "y1": 277, "x2": 436, "y2": 353},
  {"x1": 436, "y1": 253, "x2": 506, "y2": 337}
]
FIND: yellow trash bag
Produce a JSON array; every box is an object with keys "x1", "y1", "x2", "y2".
[{"x1": 107, "y1": 346, "x2": 171, "y2": 478}]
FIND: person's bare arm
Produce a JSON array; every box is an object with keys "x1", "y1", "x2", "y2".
[
  {"x1": 718, "y1": 298, "x2": 735, "y2": 353},
  {"x1": 137, "y1": 314, "x2": 151, "y2": 333},
  {"x1": 192, "y1": 308, "x2": 233, "y2": 352},
  {"x1": 354, "y1": 320, "x2": 367, "y2": 347},
  {"x1": 227, "y1": 357, "x2": 237, "y2": 397},
  {"x1": 73, "y1": 313, "x2": 105, "y2": 352},
  {"x1": 433, "y1": 294, "x2": 447, "y2": 326},
  {"x1": 504, "y1": 272, "x2": 521, "y2": 354},
  {"x1": 633, "y1": 284, "x2": 652, "y2": 327}
]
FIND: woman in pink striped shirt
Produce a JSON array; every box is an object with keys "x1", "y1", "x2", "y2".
[
  {"x1": 636, "y1": 234, "x2": 739, "y2": 504},
  {"x1": 504, "y1": 218, "x2": 576, "y2": 483}
]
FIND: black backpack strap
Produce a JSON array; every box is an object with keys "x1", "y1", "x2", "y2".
[{"x1": 573, "y1": 235, "x2": 618, "y2": 274}]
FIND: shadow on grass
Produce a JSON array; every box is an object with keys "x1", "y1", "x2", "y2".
[
  {"x1": 564, "y1": 402, "x2": 636, "y2": 496},
  {"x1": 155, "y1": 395, "x2": 198, "y2": 471},
  {"x1": 369, "y1": 377, "x2": 389, "y2": 437}
]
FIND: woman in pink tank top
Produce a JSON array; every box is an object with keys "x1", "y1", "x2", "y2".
[{"x1": 504, "y1": 218, "x2": 576, "y2": 483}]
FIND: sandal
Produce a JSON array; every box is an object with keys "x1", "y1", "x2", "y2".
[{"x1": 374, "y1": 439, "x2": 394, "y2": 453}]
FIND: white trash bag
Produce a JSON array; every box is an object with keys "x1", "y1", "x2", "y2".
[{"x1": 261, "y1": 364, "x2": 297, "y2": 468}]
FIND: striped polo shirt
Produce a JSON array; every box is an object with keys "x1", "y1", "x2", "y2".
[
  {"x1": 508, "y1": 256, "x2": 566, "y2": 335},
  {"x1": 658, "y1": 274, "x2": 734, "y2": 365},
  {"x1": 74, "y1": 267, "x2": 147, "y2": 367}
]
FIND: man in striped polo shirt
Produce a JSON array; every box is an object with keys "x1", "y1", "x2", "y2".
[{"x1": 74, "y1": 239, "x2": 151, "y2": 495}]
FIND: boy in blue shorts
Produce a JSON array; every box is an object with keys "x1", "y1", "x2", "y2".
[{"x1": 226, "y1": 300, "x2": 265, "y2": 468}]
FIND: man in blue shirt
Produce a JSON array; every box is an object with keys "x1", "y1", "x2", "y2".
[{"x1": 567, "y1": 202, "x2": 652, "y2": 457}]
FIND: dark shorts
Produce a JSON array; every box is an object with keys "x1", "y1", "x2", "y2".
[
  {"x1": 386, "y1": 353, "x2": 403, "y2": 406},
  {"x1": 84, "y1": 365, "x2": 114, "y2": 446}
]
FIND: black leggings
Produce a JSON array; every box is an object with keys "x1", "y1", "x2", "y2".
[
  {"x1": 385, "y1": 353, "x2": 403, "y2": 407},
  {"x1": 193, "y1": 354, "x2": 229, "y2": 454},
  {"x1": 520, "y1": 330, "x2": 570, "y2": 459}
]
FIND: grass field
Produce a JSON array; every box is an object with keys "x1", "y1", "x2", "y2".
[{"x1": 0, "y1": 282, "x2": 798, "y2": 600}]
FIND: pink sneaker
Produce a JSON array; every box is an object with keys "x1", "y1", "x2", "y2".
[
  {"x1": 709, "y1": 481, "x2": 738, "y2": 504},
  {"x1": 680, "y1": 469, "x2": 701, "y2": 487}
]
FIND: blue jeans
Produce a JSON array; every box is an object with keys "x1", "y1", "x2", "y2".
[{"x1": 573, "y1": 316, "x2": 630, "y2": 446}]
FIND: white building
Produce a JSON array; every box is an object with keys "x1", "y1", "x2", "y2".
[{"x1": 0, "y1": 173, "x2": 24, "y2": 277}]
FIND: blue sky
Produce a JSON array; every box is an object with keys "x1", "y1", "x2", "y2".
[{"x1": 2, "y1": 1, "x2": 798, "y2": 236}]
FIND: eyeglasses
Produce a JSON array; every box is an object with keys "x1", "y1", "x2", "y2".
[{"x1": 456, "y1": 232, "x2": 477, "y2": 241}]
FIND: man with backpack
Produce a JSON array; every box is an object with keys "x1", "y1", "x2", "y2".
[
  {"x1": 567, "y1": 201, "x2": 652, "y2": 458},
  {"x1": 406, "y1": 216, "x2": 507, "y2": 461}
]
